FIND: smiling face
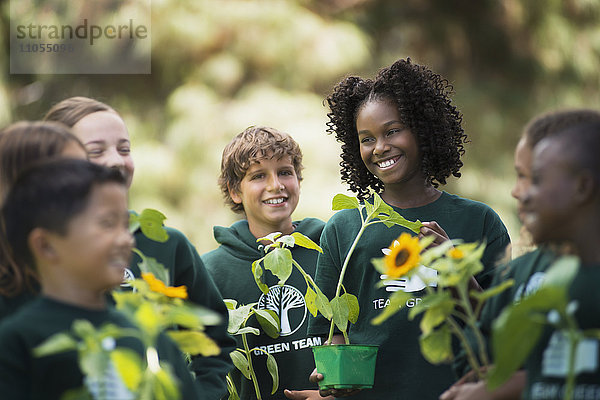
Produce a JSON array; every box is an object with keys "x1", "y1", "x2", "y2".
[
  {"x1": 229, "y1": 155, "x2": 300, "y2": 238},
  {"x1": 72, "y1": 111, "x2": 134, "y2": 188},
  {"x1": 521, "y1": 138, "x2": 579, "y2": 244},
  {"x1": 356, "y1": 98, "x2": 423, "y2": 189},
  {"x1": 47, "y1": 182, "x2": 134, "y2": 295}
]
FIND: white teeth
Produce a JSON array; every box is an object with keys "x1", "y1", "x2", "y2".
[
  {"x1": 264, "y1": 198, "x2": 285, "y2": 204},
  {"x1": 378, "y1": 159, "x2": 397, "y2": 168}
]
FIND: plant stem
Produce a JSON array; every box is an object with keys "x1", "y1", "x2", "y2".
[
  {"x1": 241, "y1": 333, "x2": 262, "y2": 400},
  {"x1": 327, "y1": 221, "x2": 369, "y2": 344},
  {"x1": 457, "y1": 283, "x2": 490, "y2": 370},
  {"x1": 446, "y1": 316, "x2": 483, "y2": 380}
]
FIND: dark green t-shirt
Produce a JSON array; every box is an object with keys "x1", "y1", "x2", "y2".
[
  {"x1": 203, "y1": 218, "x2": 325, "y2": 400},
  {"x1": 307, "y1": 192, "x2": 510, "y2": 400},
  {"x1": 0, "y1": 297, "x2": 200, "y2": 400},
  {"x1": 522, "y1": 264, "x2": 600, "y2": 400}
]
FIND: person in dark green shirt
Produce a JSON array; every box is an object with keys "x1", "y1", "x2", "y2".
[
  {"x1": 203, "y1": 126, "x2": 330, "y2": 400},
  {"x1": 44, "y1": 97, "x2": 236, "y2": 399},
  {"x1": 0, "y1": 159, "x2": 201, "y2": 399},
  {"x1": 517, "y1": 121, "x2": 600, "y2": 399},
  {"x1": 307, "y1": 58, "x2": 510, "y2": 400},
  {"x1": 441, "y1": 109, "x2": 600, "y2": 400}
]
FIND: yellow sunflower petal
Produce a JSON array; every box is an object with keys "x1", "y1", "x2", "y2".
[
  {"x1": 447, "y1": 248, "x2": 464, "y2": 259},
  {"x1": 383, "y1": 233, "x2": 422, "y2": 278}
]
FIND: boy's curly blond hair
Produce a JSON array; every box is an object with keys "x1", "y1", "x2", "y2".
[{"x1": 219, "y1": 126, "x2": 303, "y2": 213}]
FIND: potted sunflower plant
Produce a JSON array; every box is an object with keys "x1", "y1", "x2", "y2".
[{"x1": 251, "y1": 192, "x2": 423, "y2": 390}]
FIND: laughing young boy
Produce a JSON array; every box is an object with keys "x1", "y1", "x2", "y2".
[
  {"x1": 0, "y1": 159, "x2": 200, "y2": 399},
  {"x1": 202, "y1": 126, "x2": 329, "y2": 400}
]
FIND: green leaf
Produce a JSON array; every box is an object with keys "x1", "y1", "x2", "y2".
[
  {"x1": 224, "y1": 299, "x2": 238, "y2": 310},
  {"x1": 290, "y1": 232, "x2": 323, "y2": 253},
  {"x1": 235, "y1": 326, "x2": 261, "y2": 336},
  {"x1": 332, "y1": 193, "x2": 360, "y2": 210},
  {"x1": 110, "y1": 348, "x2": 143, "y2": 391},
  {"x1": 419, "y1": 325, "x2": 453, "y2": 364},
  {"x1": 413, "y1": 293, "x2": 454, "y2": 335},
  {"x1": 543, "y1": 255, "x2": 579, "y2": 288},
  {"x1": 314, "y1": 289, "x2": 333, "y2": 320},
  {"x1": 166, "y1": 303, "x2": 222, "y2": 329},
  {"x1": 371, "y1": 291, "x2": 413, "y2": 325},
  {"x1": 263, "y1": 247, "x2": 293, "y2": 285},
  {"x1": 330, "y1": 295, "x2": 350, "y2": 333},
  {"x1": 488, "y1": 286, "x2": 567, "y2": 389},
  {"x1": 227, "y1": 303, "x2": 256, "y2": 334},
  {"x1": 136, "y1": 209, "x2": 169, "y2": 242},
  {"x1": 135, "y1": 250, "x2": 170, "y2": 285},
  {"x1": 257, "y1": 232, "x2": 282, "y2": 244},
  {"x1": 79, "y1": 349, "x2": 110, "y2": 379},
  {"x1": 305, "y1": 287, "x2": 318, "y2": 317},
  {"x1": 341, "y1": 293, "x2": 359, "y2": 324},
  {"x1": 384, "y1": 211, "x2": 423, "y2": 233},
  {"x1": 255, "y1": 309, "x2": 280, "y2": 339},
  {"x1": 134, "y1": 302, "x2": 162, "y2": 335},
  {"x1": 251, "y1": 259, "x2": 269, "y2": 295},
  {"x1": 231, "y1": 350, "x2": 251, "y2": 380},
  {"x1": 470, "y1": 279, "x2": 514, "y2": 303},
  {"x1": 276, "y1": 235, "x2": 295, "y2": 248},
  {"x1": 33, "y1": 332, "x2": 78, "y2": 357},
  {"x1": 167, "y1": 330, "x2": 220, "y2": 356},
  {"x1": 153, "y1": 365, "x2": 181, "y2": 400},
  {"x1": 266, "y1": 352, "x2": 279, "y2": 394}
]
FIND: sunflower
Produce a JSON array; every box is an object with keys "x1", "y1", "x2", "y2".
[
  {"x1": 142, "y1": 272, "x2": 188, "y2": 299},
  {"x1": 447, "y1": 248, "x2": 464, "y2": 260},
  {"x1": 384, "y1": 233, "x2": 422, "y2": 278}
]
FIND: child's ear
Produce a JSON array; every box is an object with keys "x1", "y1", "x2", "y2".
[
  {"x1": 228, "y1": 184, "x2": 243, "y2": 205},
  {"x1": 574, "y1": 169, "x2": 596, "y2": 204},
  {"x1": 28, "y1": 228, "x2": 58, "y2": 262}
]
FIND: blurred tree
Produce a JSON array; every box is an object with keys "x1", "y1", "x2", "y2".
[{"x1": 1, "y1": 0, "x2": 599, "y2": 253}]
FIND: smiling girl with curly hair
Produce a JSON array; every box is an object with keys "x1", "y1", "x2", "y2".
[{"x1": 307, "y1": 58, "x2": 510, "y2": 400}]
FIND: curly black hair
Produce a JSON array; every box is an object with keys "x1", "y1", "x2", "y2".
[{"x1": 326, "y1": 58, "x2": 467, "y2": 199}]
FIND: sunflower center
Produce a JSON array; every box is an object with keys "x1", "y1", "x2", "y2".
[{"x1": 395, "y1": 249, "x2": 410, "y2": 267}]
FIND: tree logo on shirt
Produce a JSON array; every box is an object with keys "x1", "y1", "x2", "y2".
[{"x1": 258, "y1": 285, "x2": 307, "y2": 336}]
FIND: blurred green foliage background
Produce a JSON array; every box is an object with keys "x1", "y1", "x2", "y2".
[{"x1": 1, "y1": 0, "x2": 599, "y2": 255}]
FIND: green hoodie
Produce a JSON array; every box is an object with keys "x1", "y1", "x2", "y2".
[{"x1": 202, "y1": 218, "x2": 325, "y2": 400}]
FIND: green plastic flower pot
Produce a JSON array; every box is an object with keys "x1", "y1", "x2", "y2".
[{"x1": 311, "y1": 344, "x2": 379, "y2": 390}]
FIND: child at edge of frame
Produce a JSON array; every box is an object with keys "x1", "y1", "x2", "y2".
[
  {"x1": 513, "y1": 121, "x2": 600, "y2": 399},
  {"x1": 0, "y1": 159, "x2": 201, "y2": 399},
  {"x1": 306, "y1": 57, "x2": 511, "y2": 400},
  {"x1": 440, "y1": 109, "x2": 600, "y2": 400},
  {"x1": 201, "y1": 126, "x2": 333, "y2": 400}
]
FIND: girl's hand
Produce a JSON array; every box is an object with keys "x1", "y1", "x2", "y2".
[
  {"x1": 419, "y1": 221, "x2": 450, "y2": 248},
  {"x1": 283, "y1": 388, "x2": 334, "y2": 399},
  {"x1": 308, "y1": 369, "x2": 360, "y2": 398}
]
